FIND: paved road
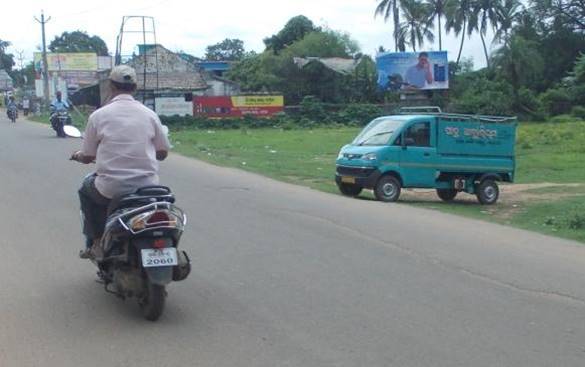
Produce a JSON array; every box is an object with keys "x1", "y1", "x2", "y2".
[{"x1": 0, "y1": 115, "x2": 584, "y2": 367}]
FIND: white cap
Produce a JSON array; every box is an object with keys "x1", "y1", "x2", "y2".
[{"x1": 109, "y1": 65, "x2": 137, "y2": 84}]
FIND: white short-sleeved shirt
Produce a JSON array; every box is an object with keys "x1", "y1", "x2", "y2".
[{"x1": 82, "y1": 94, "x2": 170, "y2": 199}]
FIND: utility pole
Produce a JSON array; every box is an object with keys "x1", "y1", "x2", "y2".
[
  {"x1": 16, "y1": 50, "x2": 25, "y2": 70},
  {"x1": 34, "y1": 10, "x2": 51, "y2": 103}
]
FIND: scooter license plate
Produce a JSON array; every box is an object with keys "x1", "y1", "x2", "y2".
[{"x1": 141, "y1": 248, "x2": 178, "y2": 267}]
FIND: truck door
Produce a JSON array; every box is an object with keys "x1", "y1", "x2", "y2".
[{"x1": 399, "y1": 120, "x2": 437, "y2": 187}]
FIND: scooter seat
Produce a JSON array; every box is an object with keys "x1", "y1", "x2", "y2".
[{"x1": 107, "y1": 186, "x2": 175, "y2": 215}]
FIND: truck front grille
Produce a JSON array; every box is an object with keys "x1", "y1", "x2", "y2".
[{"x1": 336, "y1": 165, "x2": 376, "y2": 177}]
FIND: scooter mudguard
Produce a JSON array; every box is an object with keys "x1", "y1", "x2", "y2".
[{"x1": 144, "y1": 266, "x2": 173, "y2": 286}]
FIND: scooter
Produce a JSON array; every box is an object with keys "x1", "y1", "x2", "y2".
[
  {"x1": 84, "y1": 184, "x2": 191, "y2": 321},
  {"x1": 7, "y1": 107, "x2": 17, "y2": 123},
  {"x1": 51, "y1": 111, "x2": 71, "y2": 137}
]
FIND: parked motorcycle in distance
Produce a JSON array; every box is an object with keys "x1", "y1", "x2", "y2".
[
  {"x1": 50, "y1": 110, "x2": 72, "y2": 137},
  {"x1": 85, "y1": 184, "x2": 191, "y2": 321}
]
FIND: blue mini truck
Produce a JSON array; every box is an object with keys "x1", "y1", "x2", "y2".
[{"x1": 335, "y1": 107, "x2": 517, "y2": 205}]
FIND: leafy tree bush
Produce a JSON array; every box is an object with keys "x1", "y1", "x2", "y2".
[
  {"x1": 49, "y1": 31, "x2": 108, "y2": 56},
  {"x1": 205, "y1": 39, "x2": 245, "y2": 61},
  {"x1": 539, "y1": 88, "x2": 572, "y2": 116},
  {"x1": 337, "y1": 104, "x2": 383, "y2": 125},
  {"x1": 571, "y1": 106, "x2": 585, "y2": 119}
]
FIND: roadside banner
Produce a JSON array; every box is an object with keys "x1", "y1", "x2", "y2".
[
  {"x1": 194, "y1": 96, "x2": 284, "y2": 117},
  {"x1": 155, "y1": 97, "x2": 194, "y2": 116},
  {"x1": 376, "y1": 51, "x2": 449, "y2": 91},
  {"x1": 34, "y1": 52, "x2": 98, "y2": 72}
]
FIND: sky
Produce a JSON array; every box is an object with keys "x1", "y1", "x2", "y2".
[{"x1": 1, "y1": 0, "x2": 497, "y2": 69}]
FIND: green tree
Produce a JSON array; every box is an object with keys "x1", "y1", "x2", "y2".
[
  {"x1": 492, "y1": 35, "x2": 544, "y2": 111},
  {"x1": 399, "y1": 0, "x2": 435, "y2": 52},
  {"x1": 264, "y1": 15, "x2": 320, "y2": 53},
  {"x1": 425, "y1": 0, "x2": 448, "y2": 50},
  {"x1": 375, "y1": 0, "x2": 406, "y2": 51},
  {"x1": 531, "y1": 0, "x2": 585, "y2": 31},
  {"x1": 205, "y1": 38, "x2": 245, "y2": 61},
  {"x1": 229, "y1": 30, "x2": 364, "y2": 104},
  {"x1": 572, "y1": 53, "x2": 585, "y2": 83},
  {"x1": 472, "y1": 0, "x2": 502, "y2": 67},
  {"x1": 445, "y1": 0, "x2": 477, "y2": 65},
  {"x1": 493, "y1": 0, "x2": 523, "y2": 45},
  {"x1": 48, "y1": 31, "x2": 109, "y2": 56},
  {"x1": 0, "y1": 39, "x2": 15, "y2": 72}
]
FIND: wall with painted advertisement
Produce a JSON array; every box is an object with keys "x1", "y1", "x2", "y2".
[
  {"x1": 34, "y1": 52, "x2": 98, "y2": 72},
  {"x1": 376, "y1": 51, "x2": 448, "y2": 91},
  {"x1": 155, "y1": 97, "x2": 194, "y2": 116},
  {"x1": 193, "y1": 96, "x2": 284, "y2": 118}
]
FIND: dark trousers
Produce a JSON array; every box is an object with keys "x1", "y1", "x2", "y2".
[{"x1": 78, "y1": 175, "x2": 111, "y2": 247}]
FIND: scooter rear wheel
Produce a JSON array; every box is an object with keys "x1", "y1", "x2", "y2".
[{"x1": 140, "y1": 281, "x2": 166, "y2": 321}]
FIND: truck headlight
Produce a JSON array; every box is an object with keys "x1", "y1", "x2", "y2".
[
  {"x1": 362, "y1": 153, "x2": 377, "y2": 161},
  {"x1": 337, "y1": 152, "x2": 344, "y2": 160}
]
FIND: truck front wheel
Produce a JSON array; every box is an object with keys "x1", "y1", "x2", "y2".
[
  {"x1": 436, "y1": 188, "x2": 458, "y2": 201},
  {"x1": 374, "y1": 175, "x2": 401, "y2": 202},
  {"x1": 476, "y1": 180, "x2": 499, "y2": 205},
  {"x1": 338, "y1": 183, "x2": 362, "y2": 197}
]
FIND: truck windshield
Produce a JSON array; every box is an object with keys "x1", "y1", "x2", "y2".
[{"x1": 353, "y1": 119, "x2": 404, "y2": 146}]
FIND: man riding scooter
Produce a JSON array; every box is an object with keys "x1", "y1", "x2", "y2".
[
  {"x1": 6, "y1": 96, "x2": 18, "y2": 122},
  {"x1": 70, "y1": 65, "x2": 171, "y2": 258},
  {"x1": 50, "y1": 91, "x2": 71, "y2": 137}
]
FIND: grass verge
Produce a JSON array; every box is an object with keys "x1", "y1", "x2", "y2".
[{"x1": 170, "y1": 120, "x2": 585, "y2": 243}]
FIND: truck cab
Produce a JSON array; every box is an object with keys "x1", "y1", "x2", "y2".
[{"x1": 335, "y1": 108, "x2": 517, "y2": 204}]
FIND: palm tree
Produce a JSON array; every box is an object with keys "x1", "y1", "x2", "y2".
[
  {"x1": 445, "y1": 0, "x2": 476, "y2": 65},
  {"x1": 473, "y1": 0, "x2": 503, "y2": 68},
  {"x1": 493, "y1": 0, "x2": 523, "y2": 46},
  {"x1": 399, "y1": 0, "x2": 435, "y2": 52},
  {"x1": 425, "y1": 0, "x2": 447, "y2": 50},
  {"x1": 376, "y1": 0, "x2": 405, "y2": 51},
  {"x1": 492, "y1": 35, "x2": 544, "y2": 112}
]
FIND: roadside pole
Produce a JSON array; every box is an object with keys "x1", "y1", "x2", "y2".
[{"x1": 34, "y1": 10, "x2": 51, "y2": 105}]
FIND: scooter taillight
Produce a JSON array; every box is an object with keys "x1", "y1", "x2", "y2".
[
  {"x1": 147, "y1": 211, "x2": 170, "y2": 224},
  {"x1": 126, "y1": 207, "x2": 184, "y2": 233}
]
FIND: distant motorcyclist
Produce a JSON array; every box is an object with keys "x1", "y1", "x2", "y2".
[
  {"x1": 6, "y1": 96, "x2": 18, "y2": 121},
  {"x1": 50, "y1": 91, "x2": 70, "y2": 113},
  {"x1": 50, "y1": 91, "x2": 71, "y2": 137}
]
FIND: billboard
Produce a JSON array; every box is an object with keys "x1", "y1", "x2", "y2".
[
  {"x1": 155, "y1": 97, "x2": 194, "y2": 116},
  {"x1": 34, "y1": 52, "x2": 98, "y2": 72},
  {"x1": 376, "y1": 51, "x2": 448, "y2": 91},
  {"x1": 193, "y1": 96, "x2": 284, "y2": 118}
]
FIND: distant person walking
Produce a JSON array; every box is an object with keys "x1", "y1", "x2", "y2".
[{"x1": 22, "y1": 97, "x2": 30, "y2": 116}]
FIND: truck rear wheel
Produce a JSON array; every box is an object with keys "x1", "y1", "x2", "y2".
[
  {"x1": 338, "y1": 183, "x2": 362, "y2": 197},
  {"x1": 436, "y1": 188, "x2": 458, "y2": 201},
  {"x1": 374, "y1": 175, "x2": 401, "y2": 202},
  {"x1": 476, "y1": 180, "x2": 499, "y2": 205}
]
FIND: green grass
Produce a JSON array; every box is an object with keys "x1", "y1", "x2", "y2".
[
  {"x1": 170, "y1": 127, "x2": 358, "y2": 192},
  {"x1": 28, "y1": 111, "x2": 88, "y2": 129},
  {"x1": 170, "y1": 120, "x2": 585, "y2": 243},
  {"x1": 515, "y1": 121, "x2": 585, "y2": 183},
  {"x1": 512, "y1": 198, "x2": 585, "y2": 242}
]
